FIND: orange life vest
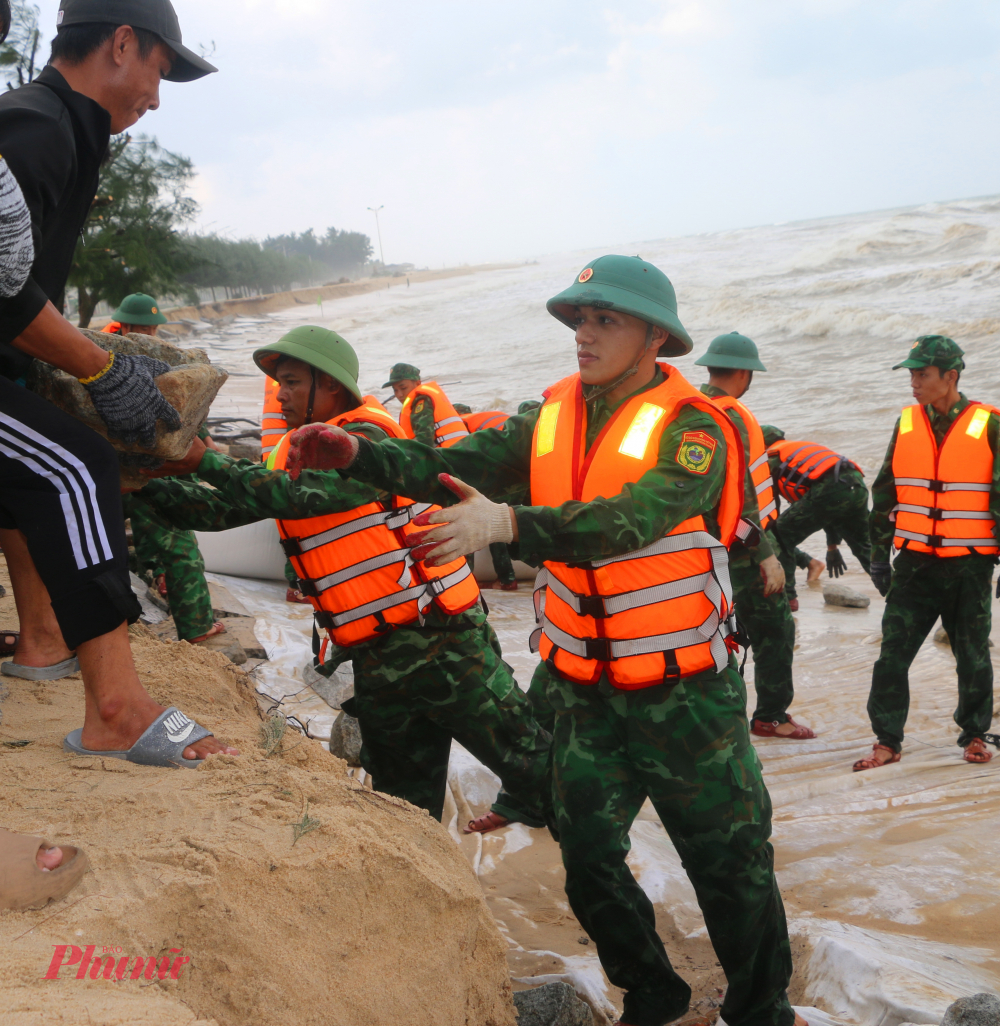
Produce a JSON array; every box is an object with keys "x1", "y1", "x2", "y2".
[
  {"x1": 101, "y1": 321, "x2": 123, "y2": 334},
  {"x1": 399, "y1": 381, "x2": 470, "y2": 447},
  {"x1": 529, "y1": 367, "x2": 745, "y2": 689},
  {"x1": 270, "y1": 398, "x2": 480, "y2": 646},
  {"x1": 261, "y1": 377, "x2": 288, "y2": 461},
  {"x1": 768, "y1": 440, "x2": 861, "y2": 503},
  {"x1": 891, "y1": 402, "x2": 999, "y2": 558},
  {"x1": 462, "y1": 410, "x2": 509, "y2": 433},
  {"x1": 709, "y1": 394, "x2": 777, "y2": 530}
]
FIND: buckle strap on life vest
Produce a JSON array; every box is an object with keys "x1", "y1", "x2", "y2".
[
  {"x1": 314, "y1": 562, "x2": 474, "y2": 630},
  {"x1": 536, "y1": 608, "x2": 731, "y2": 668},
  {"x1": 280, "y1": 503, "x2": 433, "y2": 557},
  {"x1": 894, "y1": 477, "x2": 991, "y2": 493},
  {"x1": 891, "y1": 503, "x2": 993, "y2": 521},
  {"x1": 894, "y1": 529, "x2": 997, "y2": 548},
  {"x1": 544, "y1": 568, "x2": 714, "y2": 618}
]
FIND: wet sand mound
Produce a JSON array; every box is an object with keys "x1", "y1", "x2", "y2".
[{"x1": 0, "y1": 633, "x2": 515, "y2": 1026}]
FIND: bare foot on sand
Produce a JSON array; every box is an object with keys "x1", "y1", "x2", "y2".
[{"x1": 806, "y1": 558, "x2": 825, "y2": 583}]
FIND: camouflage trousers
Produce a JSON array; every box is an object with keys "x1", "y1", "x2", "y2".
[
  {"x1": 541, "y1": 661, "x2": 794, "y2": 1026},
  {"x1": 731, "y1": 562, "x2": 797, "y2": 724},
  {"x1": 773, "y1": 470, "x2": 871, "y2": 589},
  {"x1": 124, "y1": 493, "x2": 214, "y2": 642},
  {"x1": 348, "y1": 617, "x2": 552, "y2": 824},
  {"x1": 869, "y1": 551, "x2": 995, "y2": 750}
]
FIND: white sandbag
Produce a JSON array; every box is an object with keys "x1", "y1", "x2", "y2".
[
  {"x1": 471, "y1": 546, "x2": 537, "y2": 582},
  {"x1": 195, "y1": 520, "x2": 288, "y2": 581}
]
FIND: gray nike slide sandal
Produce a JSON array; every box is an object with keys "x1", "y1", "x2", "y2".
[
  {"x1": 63, "y1": 706, "x2": 213, "y2": 769},
  {"x1": 2, "y1": 656, "x2": 80, "y2": 680}
]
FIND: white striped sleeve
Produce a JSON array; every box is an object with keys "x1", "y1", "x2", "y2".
[{"x1": 0, "y1": 156, "x2": 35, "y2": 298}]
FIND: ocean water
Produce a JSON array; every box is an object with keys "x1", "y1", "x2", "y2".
[{"x1": 197, "y1": 193, "x2": 1000, "y2": 475}]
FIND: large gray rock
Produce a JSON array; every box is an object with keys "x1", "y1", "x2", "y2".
[
  {"x1": 513, "y1": 983, "x2": 594, "y2": 1026},
  {"x1": 303, "y1": 661, "x2": 355, "y2": 710},
  {"x1": 941, "y1": 993, "x2": 1000, "y2": 1026},
  {"x1": 329, "y1": 710, "x2": 363, "y2": 766},
  {"x1": 27, "y1": 329, "x2": 227, "y2": 486},
  {"x1": 823, "y1": 582, "x2": 870, "y2": 608}
]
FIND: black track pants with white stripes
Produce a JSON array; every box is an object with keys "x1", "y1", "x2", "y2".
[{"x1": 0, "y1": 376, "x2": 140, "y2": 649}]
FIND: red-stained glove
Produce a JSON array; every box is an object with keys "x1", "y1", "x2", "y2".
[
  {"x1": 285, "y1": 423, "x2": 359, "y2": 480},
  {"x1": 408, "y1": 474, "x2": 513, "y2": 567}
]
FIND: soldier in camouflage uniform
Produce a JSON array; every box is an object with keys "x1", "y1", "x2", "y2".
[
  {"x1": 383, "y1": 361, "x2": 438, "y2": 445},
  {"x1": 123, "y1": 423, "x2": 224, "y2": 644},
  {"x1": 759, "y1": 423, "x2": 872, "y2": 588},
  {"x1": 695, "y1": 334, "x2": 813, "y2": 739},
  {"x1": 142, "y1": 328, "x2": 551, "y2": 828},
  {"x1": 286, "y1": 258, "x2": 798, "y2": 1026},
  {"x1": 857, "y1": 336, "x2": 998, "y2": 770}
]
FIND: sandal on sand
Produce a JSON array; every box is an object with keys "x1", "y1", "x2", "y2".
[
  {"x1": 63, "y1": 706, "x2": 214, "y2": 769},
  {"x1": 2, "y1": 656, "x2": 80, "y2": 680},
  {"x1": 751, "y1": 716, "x2": 816, "y2": 740},
  {"x1": 286, "y1": 587, "x2": 312, "y2": 605},
  {"x1": 184, "y1": 621, "x2": 226, "y2": 645},
  {"x1": 964, "y1": 738, "x2": 994, "y2": 764},
  {"x1": 1, "y1": 631, "x2": 18, "y2": 657},
  {"x1": 853, "y1": 743, "x2": 901, "y2": 772},
  {"x1": 464, "y1": 811, "x2": 510, "y2": 834},
  {"x1": 0, "y1": 828, "x2": 89, "y2": 910}
]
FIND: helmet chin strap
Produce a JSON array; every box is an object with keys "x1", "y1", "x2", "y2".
[
  {"x1": 585, "y1": 323, "x2": 658, "y2": 406},
  {"x1": 305, "y1": 366, "x2": 317, "y2": 424}
]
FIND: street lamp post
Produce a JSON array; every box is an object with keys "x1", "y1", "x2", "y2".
[{"x1": 367, "y1": 205, "x2": 386, "y2": 271}]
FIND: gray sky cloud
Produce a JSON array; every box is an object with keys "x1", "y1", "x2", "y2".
[{"x1": 33, "y1": 0, "x2": 1000, "y2": 265}]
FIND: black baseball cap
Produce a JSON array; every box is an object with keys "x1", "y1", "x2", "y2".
[{"x1": 56, "y1": 0, "x2": 218, "y2": 82}]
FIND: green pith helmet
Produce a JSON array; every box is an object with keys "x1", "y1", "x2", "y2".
[
  {"x1": 761, "y1": 424, "x2": 785, "y2": 448},
  {"x1": 518, "y1": 399, "x2": 542, "y2": 415},
  {"x1": 694, "y1": 331, "x2": 767, "y2": 372},
  {"x1": 253, "y1": 325, "x2": 363, "y2": 406},
  {"x1": 112, "y1": 293, "x2": 167, "y2": 326},
  {"x1": 546, "y1": 255, "x2": 692, "y2": 357},
  {"x1": 892, "y1": 335, "x2": 965, "y2": 372},
  {"x1": 452, "y1": 403, "x2": 472, "y2": 415},
  {"x1": 383, "y1": 362, "x2": 421, "y2": 388}
]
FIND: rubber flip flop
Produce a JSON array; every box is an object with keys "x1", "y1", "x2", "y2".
[
  {"x1": 2, "y1": 656, "x2": 80, "y2": 680},
  {"x1": 0, "y1": 828, "x2": 90, "y2": 911},
  {"x1": 63, "y1": 706, "x2": 213, "y2": 769}
]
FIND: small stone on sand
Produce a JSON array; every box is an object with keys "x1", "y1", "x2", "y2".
[{"x1": 823, "y1": 583, "x2": 870, "y2": 608}]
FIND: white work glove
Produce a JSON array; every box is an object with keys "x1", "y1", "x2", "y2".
[
  {"x1": 410, "y1": 474, "x2": 514, "y2": 567},
  {"x1": 759, "y1": 554, "x2": 786, "y2": 597},
  {"x1": 286, "y1": 422, "x2": 359, "y2": 479}
]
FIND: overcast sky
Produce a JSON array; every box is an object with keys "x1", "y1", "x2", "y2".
[{"x1": 31, "y1": 0, "x2": 1000, "y2": 266}]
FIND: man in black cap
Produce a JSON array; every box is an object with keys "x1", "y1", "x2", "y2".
[{"x1": 0, "y1": 1, "x2": 234, "y2": 768}]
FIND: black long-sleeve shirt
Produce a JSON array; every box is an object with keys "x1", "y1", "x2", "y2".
[{"x1": 0, "y1": 66, "x2": 110, "y2": 379}]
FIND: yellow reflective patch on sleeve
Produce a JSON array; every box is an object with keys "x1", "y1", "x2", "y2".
[
  {"x1": 535, "y1": 401, "x2": 561, "y2": 457},
  {"x1": 966, "y1": 407, "x2": 990, "y2": 440},
  {"x1": 899, "y1": 407, "x2": 914, "y2": 435},
  {"x1": 619, "y1": 402, "x2": 667, "y2": 460}
]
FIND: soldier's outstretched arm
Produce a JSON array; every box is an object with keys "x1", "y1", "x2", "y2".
[
  {"x1": 869, "y1": 420, "x2": 901, "y2": 562},
  {"x1": 131, "y1": 476, "x2": 260, "y2": 532}
]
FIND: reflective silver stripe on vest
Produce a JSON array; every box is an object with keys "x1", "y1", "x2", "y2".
[
  {"x1": 589, "y1": 531, "x2": 725, "y2": 568},
  {"x1": 749, "y1": 452, "x2": 770, "y2": 473},
  {"x1": 894, "y1": 528, "x2": 997, "y2": 547},
  {"x1": 545, "y1": 568, "x2": 712, "y2": 616},
  {"x1": 325, "y1": 563, "x2": 474, "y2": 628},
  {"x1": 437, "y1": 429, "x2": 469, "y2": 441},
  {"x1": 892, "y1": 503, "x2": 992, "y2": 521},
  {"x1": 539, "y1": 607, "x2": 725, "y2": 660},
  {"x1": 312, "y1": 548, "x2": 412, "y2": 592},
  {"x1": 754, "y1": 478, "x2": 772, "y2": 495},
  {"x1": 434, "y1": 415, "x2": 465, "y2": 429},
  {"x1": 894, "y1": 477, "x2": 991, "y2": 492},
  {"x1": 757, "y1": 498, "x2": 777, "y2": 521},
  {"x1": 292, "y1": 503, "x2": 432, "y2": 555}
]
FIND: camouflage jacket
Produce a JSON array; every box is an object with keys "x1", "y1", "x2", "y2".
[
  {"x1": 870, "y1": 393, "x2": 1000, "y2": 562},
  {"x1": 698, "y1": 383, "x2": 774, "y2": 565},
  {"x1": 409, "y1": 396, "x2": 437, "y2": 447},
  {"x1": 345, "y1": 366, "x2": 757, "y2": 567}
]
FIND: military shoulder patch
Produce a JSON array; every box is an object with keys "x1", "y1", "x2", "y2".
[{"x1": 676, "y1": 430, "x2": 717, "y2": 475}]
